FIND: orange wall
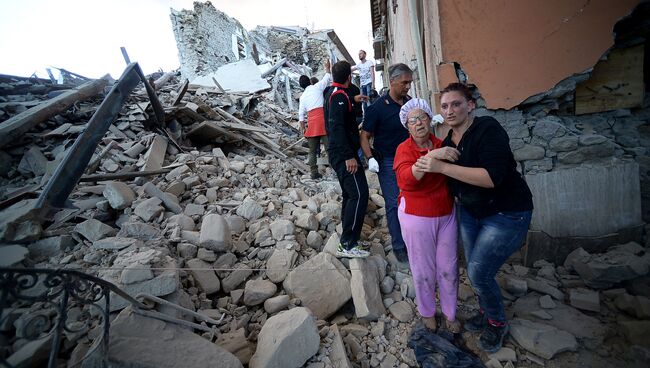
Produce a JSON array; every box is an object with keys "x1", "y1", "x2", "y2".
[{"x1": 438, "y1": 0, "x2": 640, "y2": 109}]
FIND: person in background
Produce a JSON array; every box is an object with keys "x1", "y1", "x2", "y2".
[
  {"x1": 415, "y1": 82, "x2": 534, "y2": 352},
  {"x1": 394, "y1": 98, "x2": 461, "y2": 333},
  {"x1": 323, "y1": 60, "x2": 370, "y2": 258},
  {"x1": 298, "y1": 59, "x2": 332, "y2": 179},
  {"x1": 352, "y1": 50, "x2": 375, "y2": 113},
  {"x1": 360, "y1": 63, "x2": 413, "y2": 263}
]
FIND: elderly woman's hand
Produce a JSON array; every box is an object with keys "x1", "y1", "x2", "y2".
[
  {"x1": 426, "y1": 147, "x2": 460, "y2": 162},
  {"x1": 415, "y1": 155, "x2": 446, "y2": 173}
]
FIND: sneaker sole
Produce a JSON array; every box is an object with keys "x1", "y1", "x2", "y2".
[
  {"x1": 335, "y1": 252, "x2": 369, "y2": 258},
  {"x1": 478, "y1": 324, "x2": 510, "y2": 354}
]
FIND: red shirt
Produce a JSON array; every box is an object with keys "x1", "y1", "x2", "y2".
[{"x1": 394, "y1": 133, "x2": 454, "y2": 217}]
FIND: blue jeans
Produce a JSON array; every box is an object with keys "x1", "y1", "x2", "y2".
[
  {"x1": 361, "y1": 83, "x2": 372, "y2": 113},
  {"x1": 378, "y1": 156, "x2": 405, "y2": 251},
  {"x1": 459, "y1": 205, "x2": 532, "y2": 322}
]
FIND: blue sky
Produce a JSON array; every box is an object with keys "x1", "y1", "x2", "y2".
[{"x1": 0, "y1": 0, "x2": 373, "y2": 80}]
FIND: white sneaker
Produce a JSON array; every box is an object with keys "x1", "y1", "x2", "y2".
[{"x1": 336, "y1": 244, "x2": 370, "y2": 258}]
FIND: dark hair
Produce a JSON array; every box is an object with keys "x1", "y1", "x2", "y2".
[
  {"x1": 299, "y1": 75, "x2": 311, "y2": 89},
  {"x1": 310, "y1": 77, "x2": 318, "y2": 85},
  {"x1": 332, "y1": 61, "x2": 351, "y2": 84},
  {"x1": 440, "y1": 83, "x2": 474, "y2": 101},
  {"x1": 387, "y1": 63, "x2": 412, "y2": 81}
]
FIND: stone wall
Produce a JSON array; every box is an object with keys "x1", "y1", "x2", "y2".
[
  {"x1": 249, "y1": 26, "x2": 331, "y2": 76},
  {"x1": 475, "y1": 82, "x2": 650, "y2": 223},
  {"x1": 170, "y1": 1, "x2": 252, "y2": 80}
]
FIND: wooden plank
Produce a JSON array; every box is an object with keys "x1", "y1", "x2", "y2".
[
  {"x1": 79, "y1": 165, "x2": 182, "y2": 182},
  {"x1": 0, "y1": 184, "x2": 40, "y2": 210},
  {"x1": 0, "y1": 77, "x2": 109, "y2": 147},
  {"x1": 120, "y1": 46, "x2": 131, "y2": 65},
  {"x1": 285, "y1": 73, "x2": 294, "y2": 110},
  {"x1": 211, "y1": 77, "x2": 235, "y2": 105},
  {"x1": 261, "y1": 57, "x2": 287, "y2": 78},
  {"x1": 172, "y1": 79, "x2": 189, "y2": 106},
  {"x1": 575, "y1": 44, "x2": 644, "y2": 115},
  {"x1": 154, "y1": 72, "x2": 175, "y2": 90},
  {"x1": 217, "y1": 120, "x2": 270, "y2": 133},
  {"x1": 212, "y1": 106, "x2": 283, "y2": 151}
]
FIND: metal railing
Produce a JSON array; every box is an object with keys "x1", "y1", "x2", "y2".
[{"x1": 0, "y1": 268, "x2": 147, "y2": 368}]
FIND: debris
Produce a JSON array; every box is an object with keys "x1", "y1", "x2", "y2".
[
  {"x1": 103, "y1": 181, "x2": 136, "y2": 210},
  {"x1": 249, "y1": 307, "x2": 320, "y2": 368},
  {"x1": 86, "y1": 308, "x2": 243, "y2": 368},
  {"x1": 0, "y1": 77, "x2": 108, "y2": 148},
  {"x1": 509, "y1": 318, "x2": 578, "y2": 360},
  {"x1": 388, "y1": 301, "x2": 414, "y2": 323},
  {"x1": 186, "y1": 258, "x2": 221, "y2": 294},
  {"x1": 0, "y1": 244, "x2": 29, "y2": 266},
  {"x1": 350, "y1": 258, "x2": 386, "y2": 321},
  {"x1": 199, "y1": 213, "x2": 231, "y2": 252},
  {"x1": 74, "y1": 218, "x2": 116, "y2": 242},
  {"x1": 564, "y1": 246, "x2": 649, "y2": 289},
  {"x1": 283, "y1": 252, "x2": 352, "y2": 319},
  {"x1": 569, "y1": 288, "x2": 600, "y2": 312},
  {"x1": 614, "y1": 293, "x2": 650, "y2": 319}
]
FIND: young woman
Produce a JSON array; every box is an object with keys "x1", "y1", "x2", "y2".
[
  {"x1": 394, "y1": 98, "x2": 462, "y2": 333},
  {"x1": 415, "y1": 83, "x2": 533, "y2": 352}
]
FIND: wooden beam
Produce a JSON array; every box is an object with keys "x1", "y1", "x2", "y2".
[
  {"x1": 154, "y1": 72, "x2": 175, "y2": 90},
  {"x1": 261, "y1": 57, "x2": 287, "y2": 78},
  {"x1": 211, "y1": 77, "x2": 235, "y2": 105},
  {"x1": 172, "y1": 79, "x2": 189, "y2": 106},
  {"x1": 79, "y1": 165, "x2": 180, "y2": 182},
  {"x1": 285, "y1": 74, "x2": 294, "y2": 110},
  {"x1": 120, "y1": 47, "x2": 131, "y2": 65},
  {"x1": 0, "y1": 77, "x2": 109, "y2": 148},
  {"x1": 575, "y1": 44, "x2": 645, "y2": 115}
]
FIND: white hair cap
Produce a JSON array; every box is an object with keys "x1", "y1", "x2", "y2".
[{"x1": 399, "y1": 98, "x2": 435, "y2": 128}]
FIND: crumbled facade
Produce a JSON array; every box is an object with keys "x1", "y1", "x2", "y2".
[{"x1": 371, "y1": 0, "x2": 648, "y2": 264}]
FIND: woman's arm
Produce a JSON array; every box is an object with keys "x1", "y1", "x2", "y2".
[
  {"x1": 441, "y1": 162, "x2": 494, "y2": 188},
  {"x1": 414, "y1": 157, "x2": 494, "y2": 188}
]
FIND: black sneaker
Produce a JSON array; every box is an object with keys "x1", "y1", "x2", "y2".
[
  {"x1": 464, "y1": 311, "x2": 487, "y2": 332},
  {"x1": 478, "y1": 322, "x2": 509, "y2": 353},
  {"x1": 393, "y1": 248, "x2": 409, "y2": 263}
]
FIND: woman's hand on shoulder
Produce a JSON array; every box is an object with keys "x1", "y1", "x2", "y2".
[{"x1": 427, "y1": 147, "x2": 460, "y2": 162}]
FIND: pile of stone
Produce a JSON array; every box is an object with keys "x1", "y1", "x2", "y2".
[{"x1": 1, "y1": 65, "x2": 650, "y2": 368}]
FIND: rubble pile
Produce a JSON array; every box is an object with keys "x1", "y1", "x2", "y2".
[
  {"x1": 0, "y1": 14, "x2": 649, "y2": 368},
  {"x1": 170, "y1": 2, "x2": 353, "y2": 113}
]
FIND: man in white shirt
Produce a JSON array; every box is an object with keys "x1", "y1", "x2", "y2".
[
  {"x1": 352, "y1": 50, "x2": 375, "y2": 113},
  {"x1": 299, "y1": 59, "x2": 332, "y2": 179}
]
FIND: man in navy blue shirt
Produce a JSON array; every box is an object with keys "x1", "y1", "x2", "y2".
[{"x1": 360, "y1": 63, "x2": 413, "y2": 263}]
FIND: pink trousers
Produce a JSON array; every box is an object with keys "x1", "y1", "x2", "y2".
[{"x1": 398, "y1": 199, "x2": 458, "y2": 320}]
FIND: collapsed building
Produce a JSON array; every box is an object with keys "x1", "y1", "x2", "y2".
[
  {"x1": 170, "y1": 1, "x2": 355, "y2": 111},
  {"x1": 0, "y1": 1, "x2": 649, "y2": 368}
]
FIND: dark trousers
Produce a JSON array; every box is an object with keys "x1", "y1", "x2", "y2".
[
  {"x1": 376, "y1": 156, "x2": 405, "y2": 251},
  {"x1": 331, "y1": 157, "x2": 369, "y2": 248},
  {"x1": 307, "y1": 135, "x2": 328, "y2": 174}
]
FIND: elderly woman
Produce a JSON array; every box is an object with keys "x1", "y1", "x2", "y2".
[
  {"x1": 393, "y1": 98, "x2": 462, "y2": 333},
  {"x1": 415, "y1": 83, "x2": 533, "y2": 353}
]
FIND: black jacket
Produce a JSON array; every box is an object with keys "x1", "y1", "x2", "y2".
[
  {"x1": 323, "y1": 84, "x2": 362, "y2": 163},
  {"x1": 442, "y1": 116, "x2": 533, "y2": 218}
]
